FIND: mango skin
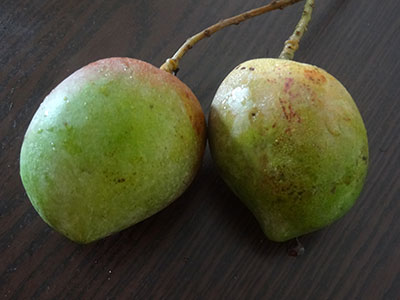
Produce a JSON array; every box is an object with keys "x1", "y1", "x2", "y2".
[
  {"x1": 20, "y1": 57, "x2": 206, "y2": 243},
  {"x1": 209, "y1": 58, "x2": 368, "y2": 242}
]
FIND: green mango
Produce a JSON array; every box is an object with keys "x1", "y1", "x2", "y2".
[
  {"x1": 20, "y1": 57, "x2": 206, "y2": 243},
  {"x1": 209, "y1": 58, "x2": 368, "y2": 242}
]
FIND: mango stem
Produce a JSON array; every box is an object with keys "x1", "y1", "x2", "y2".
[
  {"x1": 279, "y1": 0, "x2": 314, "y2": 60},
  {"x1": 160, "y1": 0, "x2": 305, "y2": 74}
]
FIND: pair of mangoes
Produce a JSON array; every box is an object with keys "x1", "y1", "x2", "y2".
[{"x1": 20, "y1": 55, "x2": 368, "y2": 244}]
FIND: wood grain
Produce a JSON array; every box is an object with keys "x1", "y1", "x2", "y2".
[{"x1": 1, "y1": 0, "x2": 399, "y2": 299}]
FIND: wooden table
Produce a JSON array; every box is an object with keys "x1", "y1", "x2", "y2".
[{"x1": 1, "y1": 0, "x2": 399, "y2": 299}]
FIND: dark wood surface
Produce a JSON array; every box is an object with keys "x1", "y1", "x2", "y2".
[{"x1": 1, "y1": 0, "x2": 399, "y2": 299}]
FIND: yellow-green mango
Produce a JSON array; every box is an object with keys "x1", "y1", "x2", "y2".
[{"x1": 209, "y1": 58, "x2": 368, "y2": 242}]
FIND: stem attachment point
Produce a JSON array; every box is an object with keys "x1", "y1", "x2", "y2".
[
  {"x1": 288, "y1": 237, "x2": 305, "y2": 257},
  {"x1": 279, "y1": 0, "x2": 314, "y2": 60}
]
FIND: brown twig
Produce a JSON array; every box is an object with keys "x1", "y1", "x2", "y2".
[
  {"x1": 160, "y1": 0, "x2": 304, "y2": 74},
  {"x1": 279, "y1": 0, "x2": 315, "y2": 60}
]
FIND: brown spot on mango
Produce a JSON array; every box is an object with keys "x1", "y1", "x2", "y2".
[
  {"x1": 331, "y1": 186, "x2": 336, "y2": 194},
  {"x1": 304, "y1": 68, "x2": 327, "y2": 84},
  {"x1": 278, "y1": 98, "x2": 301, "y2": 123},
  {"x1": 248, "y1": 108, "x2": 259, "y2": 121}
]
